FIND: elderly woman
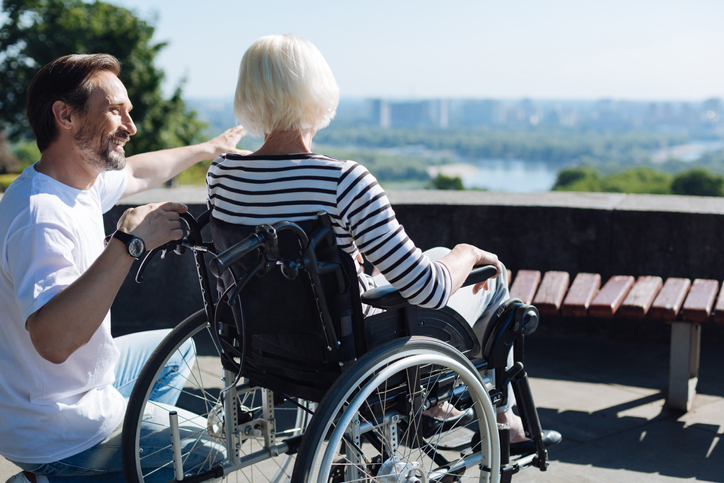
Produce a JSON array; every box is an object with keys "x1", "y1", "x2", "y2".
[{"x1": 206, "y1": 34, "x2": 549, "y2": 448}]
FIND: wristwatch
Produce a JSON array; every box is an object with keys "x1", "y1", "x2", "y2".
[{"x1": 107, "y1": 230, "x2": 146, "y2": 259}]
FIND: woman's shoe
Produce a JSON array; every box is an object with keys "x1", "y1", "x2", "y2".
[{"x1": 509, "y1": 429, "x2": 562, "y2": 455}]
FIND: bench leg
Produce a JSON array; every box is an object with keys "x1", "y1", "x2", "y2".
[{"x1": 668, "y1": 322, "x2": 701, "y2": 412}]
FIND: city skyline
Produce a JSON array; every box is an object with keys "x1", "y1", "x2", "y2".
[{"x1": 115, "y1": 0, "x2": 724, "y2": 102}]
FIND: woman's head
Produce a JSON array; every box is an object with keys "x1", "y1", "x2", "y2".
[{"x1": 234, "y1": 35, "x2": 339, "y2": 136}]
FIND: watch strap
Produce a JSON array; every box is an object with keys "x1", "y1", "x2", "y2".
[
  {"x1": 107, "y1": 230, "x2": 145, "y2": 258},
  {"x1": 111, "y1": 230, "x2": 134, "y2": 245}
]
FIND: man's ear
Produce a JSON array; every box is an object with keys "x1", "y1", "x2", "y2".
[{"x1": 51, "y1": 100, "x2": 75, "y2": 130}]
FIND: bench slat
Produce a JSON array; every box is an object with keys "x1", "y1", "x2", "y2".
[
  {"x1": 589, "y1": 275, "x2": 635, "y2": 318},
  {"x1": 714, "y1": 285, "x2": 724, "y2": 324},
  {"x1": 509, "y1": 270, "x2": 541, "y2": 305},
  {"x1": 561, "y1": 273, "x2": 601, "y2": 317},
  {"x1": 648, "y1": 278, "x2": 691, "y2": 320},
  {"x1": 680, "y1": 279, "x2": 719, "y2": 323},
  {"x1": 533, "y1": 271, "x2": 570, "y2": 315},
  {"x1": 616, "y1": 276, "x2": 663, "y2": 319}
]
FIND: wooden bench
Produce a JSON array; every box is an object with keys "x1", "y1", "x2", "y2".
[{"x1": 509, "y1": 269, "x2": 721, "y2": 412}]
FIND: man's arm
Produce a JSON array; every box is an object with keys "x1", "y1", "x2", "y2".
[
  {"x1": 122, "y1": 126, "x2": 249, "y2": 198},
  {"x1": 26, "y1": 202, "x2": 187, "y2": 364}
]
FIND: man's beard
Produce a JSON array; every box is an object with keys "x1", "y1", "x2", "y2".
[{"x1": 75, "y1": 122, "x2": 128, "y2": 171}]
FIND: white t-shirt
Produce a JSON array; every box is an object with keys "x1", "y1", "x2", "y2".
[{"x1": 0, "y1": 164, "x2": 128, "y2": 463}]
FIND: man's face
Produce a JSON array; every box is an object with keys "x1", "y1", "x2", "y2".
[{"x1": 74, "y1": 71, "x2": 137, "y2": 171}]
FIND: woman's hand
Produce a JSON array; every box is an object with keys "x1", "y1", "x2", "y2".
[
  {"x1": 471, "y1": 248, "x2": 502, "y2": 294},
  {"x1": 439, "y1": 244, "x2": 502, "y2": 296}
]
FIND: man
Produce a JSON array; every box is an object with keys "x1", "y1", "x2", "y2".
[{"x1": 0, "y1": 54, "x2": 245, "y2": 482}]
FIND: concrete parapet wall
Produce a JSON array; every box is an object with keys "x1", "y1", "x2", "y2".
[{"x1": 108, "y1": 188, "x2": 724, "y2": 336}]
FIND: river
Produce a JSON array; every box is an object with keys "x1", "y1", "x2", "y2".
[{"x1": 428, "y1": 140, "x2": 724, "y2": 193}]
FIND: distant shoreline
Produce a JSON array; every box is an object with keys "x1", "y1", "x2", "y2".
[{"x1": 426, "y1": 163, "x2": 479, "y2": 179}]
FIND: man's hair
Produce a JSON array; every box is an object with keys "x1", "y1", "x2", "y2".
[
  {"x1": 234, "y1": 35, "x2": 339, "y2": 136},
  {"x1": 26, "y1": 54, "x2": 121, "y2": 152}
]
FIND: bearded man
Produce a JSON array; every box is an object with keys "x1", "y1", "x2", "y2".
[{"x1": 0, "y1": 54, "x2": 245, "y2": 482}]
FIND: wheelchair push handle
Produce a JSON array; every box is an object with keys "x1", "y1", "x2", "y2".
[
  {"x1": 209, "y1": 232, "x2": 265, "y2": 278},
  {"x1": 135, "y1": 211, "x2": 200, "y2": 283}
]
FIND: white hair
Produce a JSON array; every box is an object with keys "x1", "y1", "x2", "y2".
[{"x1": 234, "y1": 35, "x2": 340, "y2": 136}]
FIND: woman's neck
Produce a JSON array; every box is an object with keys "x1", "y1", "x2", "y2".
[{"x1": 253, "y1": 129, "x2": 315, "y2": 156}]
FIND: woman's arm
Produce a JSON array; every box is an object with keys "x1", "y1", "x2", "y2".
[{"x1": 338, "y1": 161, "x2": 501, "y2": 308}]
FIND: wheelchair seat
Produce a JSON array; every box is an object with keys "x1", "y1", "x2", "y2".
[{"x1": 209, "y1": 212, "x2": 481, "y2": 402}]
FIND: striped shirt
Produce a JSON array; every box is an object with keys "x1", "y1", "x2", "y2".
[{"x1": 207, "y1": 153, "x2": 452, "y2": 312}]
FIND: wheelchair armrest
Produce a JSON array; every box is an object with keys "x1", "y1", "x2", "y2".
[
  {"x1": 361, "y1": 284, "x2": 410, "y2": 309},
  {"x1": 361, "y1": 265, "x2": 499, "y2": 310}
]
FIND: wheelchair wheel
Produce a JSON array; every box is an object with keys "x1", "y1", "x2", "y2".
[
  {"x1": 293, "y1": 336, "x2": 500, "y2": 483},
  {"x1": 122, "y1": 309, "x2": 314, "y2": 483}
]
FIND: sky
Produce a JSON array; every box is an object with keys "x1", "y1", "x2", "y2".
[{"x1": 116, "y1": 0, "x2": 724, "y2": 102}]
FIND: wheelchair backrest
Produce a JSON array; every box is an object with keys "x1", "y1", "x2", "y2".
[{"x1": 209, "y1": 213, "x2": 365, "y2": 402}]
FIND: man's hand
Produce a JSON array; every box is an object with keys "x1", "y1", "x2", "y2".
[
  {"x1": 205, "y1": 125, "x2": 251, "y2": 157},
  {"x1": 116, "y1": 202, "x2": 188, "y2": 251}
]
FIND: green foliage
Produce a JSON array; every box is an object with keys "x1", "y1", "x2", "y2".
[
  {"x1": 173, "y1": 145, "x2": 438, "y2": 187},
  {"x1": 12, "y1": 140, "x2": 40, "y2": 170},
  {"x1": 553, "y1": 165, "x2": 724, "y2": 197},
  {"x1": 430, "y1": 174, "x2": 464, "y2": 190},
  {"x1": 176, "y1": 159, "x2": 212, "y2": 186},
  {"x1": 0, "y1": 173, "x2": 20, "y2": 191},
  {"x1": 0, "y1": 134, "x2": 19, "y2": 174},
  {"x1": 316, "y1": 126, "x2": 687, "y2": 168},
  {"x1": 604, "y1": 167, "x2": 672, "y2": 194},
  {"x1": 0, "y1": 0, "x2": 207, "y2": 155},
  {"x1": 317, "y1": 146, "x2": 433, "y2": 184},
  {"x1": 671, "y1": 168, "x2": 724, "y2": 196},
  {"x1": 552, "y1": 166, "x2": 602, "y2": 191}
]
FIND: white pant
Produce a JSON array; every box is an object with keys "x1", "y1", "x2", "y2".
[{"x1": 373, "y1": 247, "x2": 514, "y2": 412}]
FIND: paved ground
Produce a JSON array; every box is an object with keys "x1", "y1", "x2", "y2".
[
  {"x1": 516, "y1": 334, "x2": 724, "y2": 483},
  {"x1": 3, "y1": 333, "x2": 723, "y2": 482}
]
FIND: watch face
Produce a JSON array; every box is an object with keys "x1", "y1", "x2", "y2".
[{"x1": 128, "y1": 238, "x2": 145, "y2": 258}]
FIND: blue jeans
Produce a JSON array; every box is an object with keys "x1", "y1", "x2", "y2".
[{"x1": 15, "y1": 329, "x2": 224, "y2": 483}]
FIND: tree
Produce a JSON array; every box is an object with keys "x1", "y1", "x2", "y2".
[
  {"x1": 671, "y1": 168, "x2": 724, "y2": 197},
  {"x1": 603, "y1": 167, "x2": 671, "y2": 194},
  {"x1": 430, "y1": 173, "x2": 464, "y2": 190},
  {"x1": 0, "y1": 0, "x2": 207, "y2": 155},
  {"x1": 0, "y1": 133, "x2": 19, "y2": 173},
  {"x1": 551, "y1": 166, "x2": 603, "y2": 192}
]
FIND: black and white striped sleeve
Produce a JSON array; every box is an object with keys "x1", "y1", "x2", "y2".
[{"x1": 337, "y1": 161, "x2": 452, "y2": 309}]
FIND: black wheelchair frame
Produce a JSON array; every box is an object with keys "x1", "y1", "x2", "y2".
[{"x1": 120, "y1": 209, "x2": 550, "y2": 483}]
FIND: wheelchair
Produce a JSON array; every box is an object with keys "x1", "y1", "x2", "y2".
[{"x1": 120, "y1": 209, "x2": 549, "y2": 483}]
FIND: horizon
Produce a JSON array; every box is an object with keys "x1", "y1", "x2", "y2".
[{"x1": 187, "y1": 95, "x2": 721, "y2": 104}]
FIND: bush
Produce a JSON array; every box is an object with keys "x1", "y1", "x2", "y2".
[
  {"x1": 603, "y1": 167, "x2": 671, "y2": 194},
  {"x1": 430, "y1": 174, "x2": 464, "y2": 190},
  {"x1": 12, "y1": 141, "x2": 41, "y2": 171},
  {"x1": 671, "y1": 168, "x2": 724, "y2": 197},
  {"x1": 0, "y1": 134, "x2": 19, "y2": 174},
  {"x1": 552, "y1": 167, "x2": 603, "y2": 192}
]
